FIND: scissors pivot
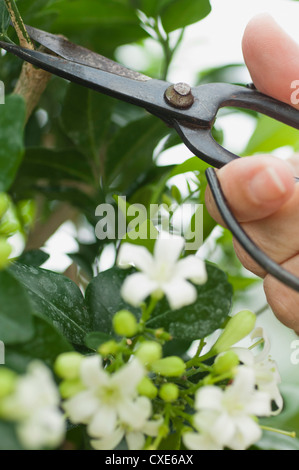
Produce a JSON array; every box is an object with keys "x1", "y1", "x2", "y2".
[{"x1": 164, "y1": 82, "x2": 195, "y2": 109}]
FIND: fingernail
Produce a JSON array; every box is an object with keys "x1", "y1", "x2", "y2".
[{"x1": 249, "y1": 167, "x2": 287, "y2": 203}]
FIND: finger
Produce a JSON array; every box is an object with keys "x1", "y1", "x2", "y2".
[
  {"x1": 242, "y1": 13, "x2": 299, "y2": 108},
  {"x1": 264, "y1": 254, "x2": 299, "y2": 332},
  {"x1": 205, "y1": 155, "x2": 295, "y2": 225}
]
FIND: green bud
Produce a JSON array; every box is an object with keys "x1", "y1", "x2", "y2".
[
  {"x1": 159, "y1": 383, "x2": 179, "y2": 402},
  {"x1": 0, "y1": 368, "x2": 17, "y2": 398},
  {"x1": 98, "y1": 340, "x2": 120, "y2": 357},
  {"x1": 213, "y1": 351, "x2": 239, "y2": 375},
  {"x1": 54, "y1": 352, "x2": 83, "y2": 380},
  {"x1": 17, "y1": 199, "x2": 36, "y2": 228},
  {"x1": 0, "y1": 193, "x2": 10, "y2": 219},
  {"x1": 212, "y1": 310, "x2": 256, "y2": 354},
  {"x1": 113, "y1": 310, "x2": 138, "y2": 337},
  {"x1": 0, "y1": 205, "x2": 21, "y2": 236},
  {"x1": 151, "y1": 356, "x2": 186, "y2": 377},
  {"x1": 135, "y1": 341, "x2": 162, "y2": 365},
  {"x1": 155, "y1": 328, "x2": 172, "y2": 342},
  {"x1": 0, "y1": 238, "x2": 12, "y2": 270},
  {"x1": 59, "y1": 379, "x2": 85, "y2": 399},
  {"x1": 137, "y1": 377, "x2": 158, "y2": 399}
]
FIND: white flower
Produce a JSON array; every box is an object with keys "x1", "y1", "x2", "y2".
[
  {"x1": 63, "y1": 356, "x2": 149, "y2": 439},
  {"x1": 91, "y1": 408, "x2": 163, "y2": 450},
  {"x1": 2, "y1": 361, "x2": 65, "y2": 450},
  {"x1": 117, "y1": 235, "x2": 207, "y2": 309},
  {"x1": 232, "y1": 327, "x2": 283, "y2": 414},
  {"x1": 183, "y1": 367, "x2": 272, "y2": 451}
]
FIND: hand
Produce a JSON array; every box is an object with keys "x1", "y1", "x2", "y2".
[{"x1": 205, "y1": 14, "x2": 299, "y2": 332}]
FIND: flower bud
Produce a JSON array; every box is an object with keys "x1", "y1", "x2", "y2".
[
  {"x1": 137, "y1": 377, "x2": 158, "y2": 399},
  {"x1": 0, "y1": 368, "x2": 17, "y2": 398},
  {"x1": 0, "y1": 238, "x2": 12, "y2": 270},
  {"x1": 159, "y1": 383, "x2": 179, "y2": 402},
  {"x1": 0, "y1": 193, "x2": 10, "y2": 219},
  {"x1": 212, "y1": 310, "x2": 256, "y2": 354},
  {"x1": 113, "y1": 310, "x2": 138, "y2": 337},
  {"x1": 98, "y1": 340, "x2": 119, "y2": 357},
  {"x1": 213, "y1": 351, "x2": 239, "y2": 375},
  {"x1": 135, "y1": 341, "x2": 162, "y2": 365},
  {"x1": 151, "y1": 356, "x2": 186, "y2": 377},
  {"x1": 155, "y1": 328, "x2": 172, "y2": 342},
  {"x1": 0, "y1": 205, "x2": 21, "y2": 236},
  {"x1": 54, "y1": 352, "x2": 83, "y2": 380},
  {"x1": 17, "y1": 200, "x2": 36, "y2": 228},
  {"x1": 59, "y1": 379, "x2": 85, "y2": 399}
]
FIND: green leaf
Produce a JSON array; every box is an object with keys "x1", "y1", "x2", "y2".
[
  {"x1": 0, "y1": 95, "x2": 26, "y2": 191},
  {"x1": 0, "y1": 421, "x2": 22, "y2": 450},
  {"x1": 85, "y1": 267, "x2": 141, "y2": 335},
  {"x1": 84, "y1": 331, "x2": 114, "y2": 351},
  {"x1": 0, "y1": 270, "x2": 35, "y2": 345},
  {"x1": 61, "y1": 83, "x2": 114, "y2": 162},
  {"x1": 10, "y1": 263, "x2": 91, "y2": 345},
  {"x1": 18, "y1": 250, "x2": 50, "y2": 267},
  {"x1": 147, "y1": 263, "x2": 233, "y2": 341},
  {"x1": 18, "y1": 147, "x2": 95, "y2": 184},
  {"x1": 5, "y1": 317, "x2": 73, "y2": 373},
  {"x1": 244, "y1": 115, "x2": 299, "y2": 155},
  {"x1": 159, "y1": 0, "x2": 212, "y2": 33},
  {"x1": 0, "y1": 0, "x2": 10, "y2": 34},
  {"x1": 105, "y1": 115, "x2": 169, "y2": 191}
]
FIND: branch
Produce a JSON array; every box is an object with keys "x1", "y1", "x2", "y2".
[{"x1": 4, "y1": 0, "x2": 33, "y2": 49}]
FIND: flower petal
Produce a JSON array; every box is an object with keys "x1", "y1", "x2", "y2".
[
  {"x1": 112, "y1": 359, "x2": 145, "y2": 397},
  {"x1": 117, "y1": 396, "x2": 151, "y2": 429},
  {"x1": 121, "y1": 272, "x2": 158, "y2": 307},
  {"x1": 183, "y1": 431, "x2": 223, "y2": 450},
  {"x1": 91, "y1": 427, "x2": 124, "y2": 450},
  {"x1": 88, "y1": 406, "x2": 117, "y2": 438},
  {"x1": 154, "y1": 235, "x2": 185, "y2": 267},
  {"x1": 126, "y1": 431, "x2": 145, "y2": 450},
  {"x1": 117, "y1": 243, "x2": 154, "y2": 272},
  {"x1": 195, "y1": 386, "x2": 224, "y2": 412},
  {"x1": 227, "y1": 415, "x2": 262, "y2": 450},
  {"x1": 80, "y1": 355, "x2": 108, "y2": 389},
  {"x1": 63, "y1": 390, "x2": 98, "y2": 424},
  {"x1": 175, "y1": 256, "x2": 207, "y2": 284},
  {"x1": 163, "y1": 278, "x2": 197, "y2": 310}
]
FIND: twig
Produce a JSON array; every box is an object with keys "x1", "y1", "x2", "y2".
[{"x1": 4, "y1": 0, "x2": 33, "y2": 49}]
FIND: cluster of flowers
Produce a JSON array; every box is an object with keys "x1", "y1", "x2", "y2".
[{"x1": 0, "y1": 236, "x2": 284, "y2": 450}]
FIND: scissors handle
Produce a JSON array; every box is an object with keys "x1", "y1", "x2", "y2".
[
  {"x1": 174, "y1": 83, "x2": 299, "y2": 168},
  {"x1": 206, "y1": 167, "x2": 299, "y2": 293}
]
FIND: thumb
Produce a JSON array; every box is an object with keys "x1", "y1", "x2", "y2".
[
  {"x1": 205, "y1": 155, "x2": 295, "y2": 224},
  {"x1": 242, "y1": 13, "x2": 299, "y2": 108}
]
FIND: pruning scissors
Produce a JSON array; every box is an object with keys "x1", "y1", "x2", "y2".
[{"x1": 1, "y1": 25, "x2": 299, "y2": 292}]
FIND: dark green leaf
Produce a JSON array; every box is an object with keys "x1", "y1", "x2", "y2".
[
  {"x1": 0, "y1": 0, "x2": 10, "y2": 34},
  {"x1": 84, "y1": 331, "x2": 114, "y2": 351},
  {"x1": 160, "y1": 0, "x2": 211, "y2": 33},
  {"x1": 0, "y1": 95, "x2": 26, "y2": 191},
  {"x1": 147, "y1": 263, "x2": 232, "y2": 341},
  {"x1": 105, "y1": 115, "x2": 169, "y2": 191},
  {"x1": 10, "y1": 263, "x2": 92, "y2": 345},
  {"x1": 0, "y1": 421, "x2": 22, "y2": 450},
  {"x1": 5, "y1": 316, "x2": 73, "y2": 373},
  {"x1": 0, "y1": 270, "x2": 35, "y2": 345},
  {"x1": 61, "y1": 83, "x2": 115, "y2": 162},
  {"x1": 18, "y1": 249, "x2": 50, "y2": 267},
  {"x1": 85, "y1": 267, "x2": 141, "y2": 335}
]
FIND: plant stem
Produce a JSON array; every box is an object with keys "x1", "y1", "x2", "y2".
[
  {"x1": 4, "y1": 0, "x2": 33, "y2": 49},
  {"x1": 260, "y1": 425, "x2": 296, "y2": 439}
]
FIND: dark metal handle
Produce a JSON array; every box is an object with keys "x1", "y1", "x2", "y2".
[
  {"x1": 205, "y1": 167, "x2": 299, "y2": 292},
  {"x1": 174, "y1": 83, "x2": 299, "y2": 169}
]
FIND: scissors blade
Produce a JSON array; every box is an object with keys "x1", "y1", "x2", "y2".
[
  {"x1": 0, "y1": 41, "x2": 172, "y2": 116},
  {"x1": 25, "y1": 24, "x2": 150, "y2": 82}
]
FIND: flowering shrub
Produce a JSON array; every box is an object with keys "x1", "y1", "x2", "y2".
[{"x1": 0, "y1": 0, "x2": 298, "y2": 451}]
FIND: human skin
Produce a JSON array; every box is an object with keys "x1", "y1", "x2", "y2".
[{"x1": 205, "y1": 14, "x2": 299, "y2": 333}]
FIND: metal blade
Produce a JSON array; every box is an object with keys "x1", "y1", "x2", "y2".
[
  {"x1": 0, "y1": 41, "x2": 171, "y2": 117},
  {"x1": 25, "y1": 24, "x2": 150, "y2": 82}
]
